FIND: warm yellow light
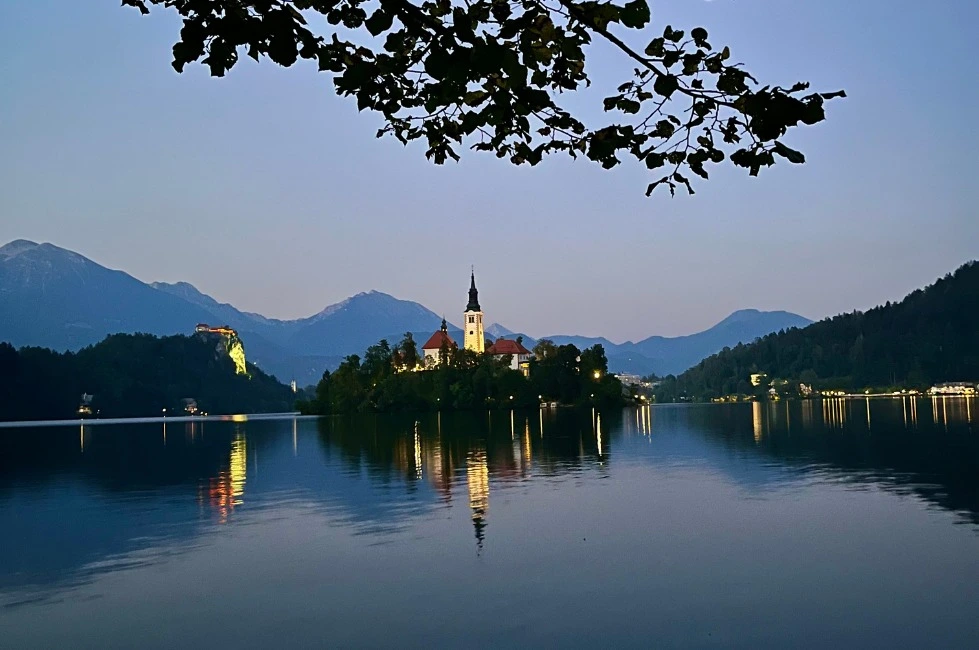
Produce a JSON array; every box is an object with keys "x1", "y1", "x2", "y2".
[
  {"x1": 593, "y1": 370, "x2": 601, "y2": 379},
  {"x1": 228, "y1": 338, "x2": 247, "y2": 375}
]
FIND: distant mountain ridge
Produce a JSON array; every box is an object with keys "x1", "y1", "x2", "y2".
[
  {"x1": 660, "y1": 261, "x2": 979, "y2": 399},
  {"x1": 0, "y1": 239, "x2": 812, "y2": 383},
  {"x1": 542, "y1": 308, "x2": 812, "y2": 376}
]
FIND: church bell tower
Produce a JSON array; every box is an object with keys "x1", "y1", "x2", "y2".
[{"x1": 464, "y1": 269, "x2": 484, "y2": 353}]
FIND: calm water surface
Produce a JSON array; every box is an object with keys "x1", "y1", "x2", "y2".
[{"x1": 1, "y1": 399, "x2": 978, "y2": 648}]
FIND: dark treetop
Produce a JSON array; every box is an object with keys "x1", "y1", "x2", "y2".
[{"x1": 122, "y1": 0, "x2": 843, "y2": 196}]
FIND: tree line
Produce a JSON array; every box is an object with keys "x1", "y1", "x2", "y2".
[
  {"x1": 654, "y1": 262, "x2": 979, "y2": 402},
  {"x1": 0, "y1": 333, "x2": 294, "y2": 421},
  {"x1": 296, "y1": 334, "x2": 624, "y2": 414}
]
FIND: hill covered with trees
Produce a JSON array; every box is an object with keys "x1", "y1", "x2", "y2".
[
  {"x1": 655, "y1": 262, "x2": 979, "y2": 401},
  {"x1": 297, "y1": 334, "x2": 624, "y2": 414},
  {"x1": 0, "y1": 333, "x2": 294, "y2": 421}
]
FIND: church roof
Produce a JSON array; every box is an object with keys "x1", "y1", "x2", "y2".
[
  {"x1": 421, "y1": 329, "x2": 457, "y2": 350},
  {"x1": 466, "y1": 270, "x2": 481, "y2": 312},
  {"x1": 487, "y1": 338, "x2": 531, "y2": 355}
]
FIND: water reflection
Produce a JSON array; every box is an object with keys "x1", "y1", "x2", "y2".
[
  {"x1": 466, "y1": 450, "x2": 489, "y2": 550},
  {"x1": 200, "y1": 433, "x2": 247, "y2": 523},
  {"x1": 1, "y1": 398, "x2": 977, "y2": 619},
  {"x1": 692, "y1": 396, "x2": 979, "y2": 524}
]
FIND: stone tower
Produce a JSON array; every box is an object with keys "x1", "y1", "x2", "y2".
[{"x1": 463, "y1": 270, "x2": 484, "y2": 353}]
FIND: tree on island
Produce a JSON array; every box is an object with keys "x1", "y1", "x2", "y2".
[
  {"x1": 121, "y1": 0, "x2": 843, "y2": 196},
  {"x1": 297, "y1": 335, "x2": 624, "y2": 413}
]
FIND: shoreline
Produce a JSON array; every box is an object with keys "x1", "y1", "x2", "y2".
[{"x1": 0, "y1": 412, "x2": 304, "y2": 429}]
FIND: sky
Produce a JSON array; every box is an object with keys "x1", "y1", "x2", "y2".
[{"x1": 1, "y1": 0, "x2": 977, "y2": 342}]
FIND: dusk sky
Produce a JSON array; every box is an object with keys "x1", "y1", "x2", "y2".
[{"x1": 1, "y1": 0, "x2": 976, "y2": 341}]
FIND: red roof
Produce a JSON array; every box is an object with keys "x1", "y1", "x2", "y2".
[
  {"x1": 486, "y1": 339, "x2": 531, "y2": 355},
  {"x1": 421, "y1": 330, "x2": 457, "y2": 350}
]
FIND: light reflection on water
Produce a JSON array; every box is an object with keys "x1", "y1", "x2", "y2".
[{"x1": 1, "y1": 399, "x2": 978, "y2": 648}]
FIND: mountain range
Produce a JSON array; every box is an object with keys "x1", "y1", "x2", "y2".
[
  {"x1": 0, "y1": 240, "x2": 812, "y2": 384},
  {"x1": 659, "y1": 261, "x2": 979, "y2": 399}
]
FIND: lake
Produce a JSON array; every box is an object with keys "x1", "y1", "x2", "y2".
[{"x1": 1, "y1": 398, "x2": 978, "y2": 648}]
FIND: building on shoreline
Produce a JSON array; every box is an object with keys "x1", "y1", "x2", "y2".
[{"x1": 928, "y1": 382, "x2": 978, "y2": 396}]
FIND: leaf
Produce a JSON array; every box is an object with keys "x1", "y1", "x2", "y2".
[
  {"x1": 645, "y1": 152, "x2": 666, "y2": 169},
  {"x1": 653, "y1": 74, "x2": 679, "y2": 98},
  {"x1": 620, "y1": 0, "x2": 651, "y2": 29},
  {"x1": 820, "y1": 90, "x2": 847, "y2": 100},
  {"x1": 365, "y1": 9, "x2": 393, "y2": 36},
  {"x1": 773, "y1": 141, "x2": 806, "y2": 164},
  {"x1": 425, "y1": 48, "x2": 452, "y2": 80},
  {"x1": 463, "y1": 90, "x2": 489, "y2": 106},
  {"x1": 644, "y1": 37, "x2": 665, "y2": 57},
  {"x1": 663, "y1": 25, "x2": 684, "y2": 43},
  {"x1": 619, "y1": 99, "x2": 641, "y2": 114}
]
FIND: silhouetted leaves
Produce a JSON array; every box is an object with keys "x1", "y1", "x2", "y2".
[{"x1": 121, "y1": 0, "x2": 843, "y2": 196}]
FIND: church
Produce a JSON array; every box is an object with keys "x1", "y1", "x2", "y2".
[{"x1": 421, "y1": 271, "x2": 532, "y2": 376}]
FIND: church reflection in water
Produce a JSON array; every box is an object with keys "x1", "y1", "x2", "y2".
[
  {"x1": 1, "y1": 397, "x2": 977, "y2": 602},
  {"x1": 316, "y1": 408, "x2": 614, "y2": 550},
  {"x1": 315, "y1": 395, "x2": 979, "y2": 548}
]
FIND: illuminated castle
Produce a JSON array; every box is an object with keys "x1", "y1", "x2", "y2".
[{"x1": 195, "y1": 323, "x2": 247, "y2": 375}]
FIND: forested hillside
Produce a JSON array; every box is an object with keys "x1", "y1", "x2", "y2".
[
  {"x1": 656, "y1": 262, "x2": 979, "y2": 401},
  {"x1": 0, "y1": 333, "x2": 294, "y2": 421}
]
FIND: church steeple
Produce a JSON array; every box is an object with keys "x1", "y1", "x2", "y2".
[
  {"x1": 466, "y1": 269, "x2": 480, "y2": 312},
  {"x1": 463, "y1": 268, "x2": 485, "y2": 353}
]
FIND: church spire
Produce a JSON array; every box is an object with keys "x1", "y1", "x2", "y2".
[
  {"x1": 466, "y1": 268, "x2": 480, "y2": 312},
  {"x1": 440, "y1": 316, "x2": 447, "y2": 332}
]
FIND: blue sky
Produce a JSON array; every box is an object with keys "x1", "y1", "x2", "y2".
[{"x1": 1, "y1": 0, "x2": 976, "y2": 341}]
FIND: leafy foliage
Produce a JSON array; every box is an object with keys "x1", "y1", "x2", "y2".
[
  {"x1": 0, "y1": 333, "x2": 294, "y2": 421},
  {"x1": 297, "y1": 332, "x2": 623, "y2": 412},
  {"x1": 121, "y1": 0, "x2": 843, "y2": 195},
  {"x1": 655, "y1": 262, "x2": 979, "y2": 401}
]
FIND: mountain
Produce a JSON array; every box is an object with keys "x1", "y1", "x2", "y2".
[
  {"x1": 151, "y1": 281, "x2": 288, "y2": 334},
  {"x1": 658, "y1": 262, "x2": 979, "y2": 400},
  {"x1": 628, "y1": 309, "x2": 813, "y2": 375},
  {"x1": 543, "y1": 309, "x2": 812, "y2": 376},
  {"x1": 0, "y1": 239, "x2": 812, "y2": 384},
  {"x1": 485, "y1": 322, "x2": 515, "y2": 339},
  {"x1": 0, "y1": 240, "x2": 216, "y2": 351},
  {"x1": 0, "y1": 241, "x2": 454, "y2": 385},
  {"x1": 288, "y1": 291, "x2": 447, "y2": 356}
]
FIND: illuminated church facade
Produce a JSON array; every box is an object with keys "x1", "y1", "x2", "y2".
[
  {"x1": 421, "y1": 271, "x2": 531, "y2": 375},
  {"x1": 463, "y1": 271, "x2": 485, "y2": 354}
]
